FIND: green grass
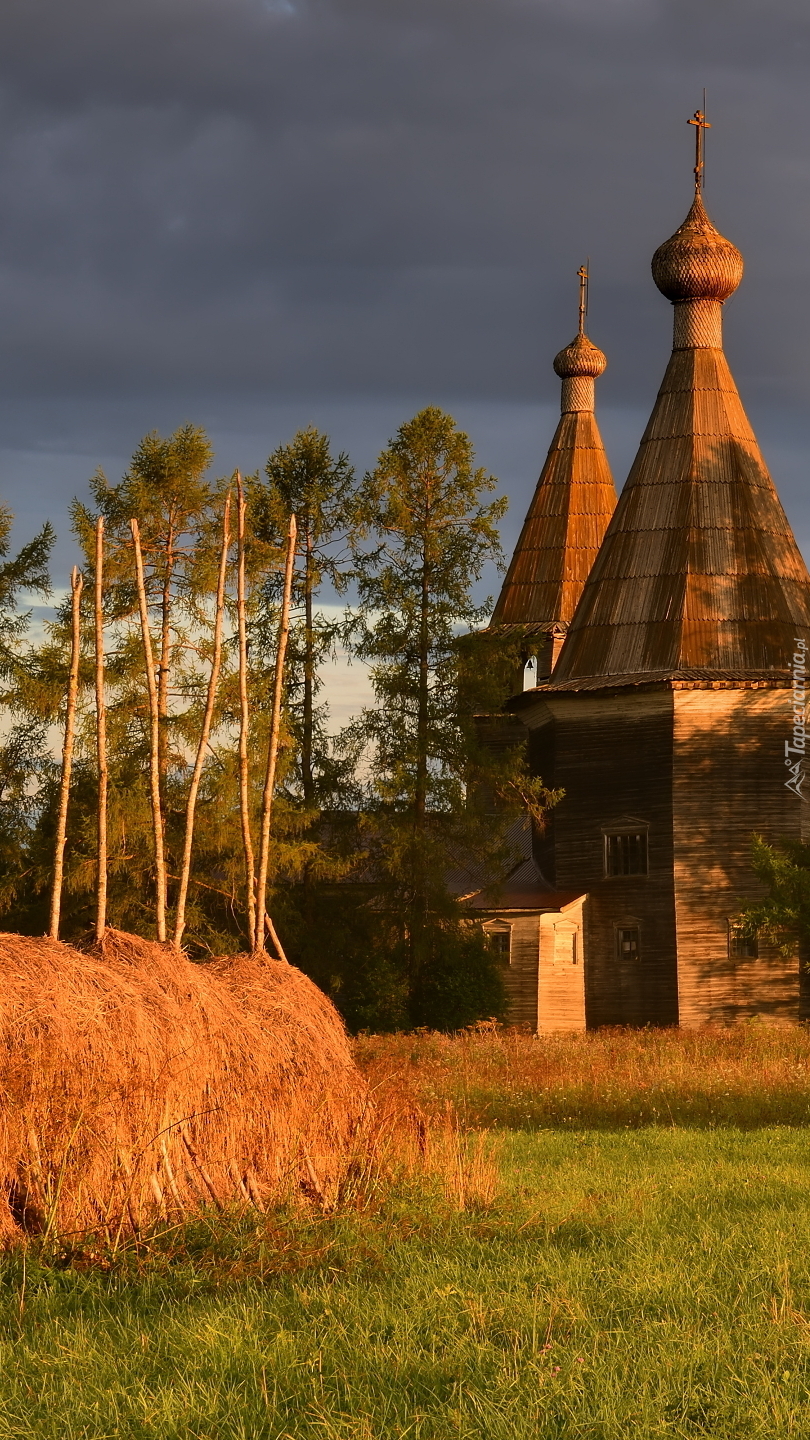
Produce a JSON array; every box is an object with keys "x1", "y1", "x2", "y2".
[{"x1": 5, "y1": 1128, "x2": 810, "y2": 1438}]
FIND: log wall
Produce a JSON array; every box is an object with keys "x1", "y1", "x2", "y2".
[
  {"x1": 538, "y1": 900, "x2": 586, "y2": 1031},
  {"x1": 481, "y1": 901, "x2": 587, "y2": 1031},
  {"x1": 496, "y1": 914, "x2": 542, "y2": 1027},
  {"x1": 519, "y1": 681, "x2": 806, "y2": 1027},
  {"x1": 672, "y1": 687, "x2": 803, "y2": 1025},
  {"x1": 526, "y1": 691, "x2": 679, "y2": 1027}
]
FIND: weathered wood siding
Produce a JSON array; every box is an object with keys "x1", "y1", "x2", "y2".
[
  {"x1": 672, "y1": 688, "x2": 803, "y2": 1025},
  {"x1": 526, "y1": 691, "x2": 679, "y2": 1027},
  {"x1": 538, "y1": 900, "x2": 586, "y2": 1031},
  {"x1": 484, "y1": 915, "x2": 541, "y2": 1027}
]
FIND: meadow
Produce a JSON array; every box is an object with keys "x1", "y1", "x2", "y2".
[{"x1": 4, "y1": 1026, "x2": 810, "y2": 1439}]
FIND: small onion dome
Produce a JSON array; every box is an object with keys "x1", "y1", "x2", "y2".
[
  {"x1": 553, "y1": 332, "x2": 607, "y2": 379},
  {"x1": 651, "y1": 191, "x2": 743, "y2": 303}
]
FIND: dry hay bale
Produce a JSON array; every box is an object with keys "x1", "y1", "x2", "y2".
[{"x1": 0, "y1": 929, "x2": 367, "y2": 1244}]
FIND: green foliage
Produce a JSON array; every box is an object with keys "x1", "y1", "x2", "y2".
[
  {"x1": 408, "y1": 921, "x2": 507, "y2": 1031},
  {"x1": 0, "y1": 505, "x2": 53, "y2": 689},
  {"x1": 0, "y1": 506, "x2": 54, "y2": 908},
  {"x1": 738, "y1": 834, "x2": 810, "y2": 954},
  {"x1": 277, "y1": 880, "x2": 411, "y2": 1033}
]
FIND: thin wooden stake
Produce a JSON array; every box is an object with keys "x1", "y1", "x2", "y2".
[
  {"x1": 94, "y1": 517, "x2": 108, "y2": 943},
  {"x1": 131, "y1": 518, "x2": 167, "y2": 943},
  {"x1": 236, "y1": 474, "x2": 257, "y2": 951},
  {"x1": 264, "y1": 911, "x2": 289, "y2": 964},
  {"x1": 49, "y1": 565, "x2": 83, "y2": 940},
  {"x1": 173, "y1": 493, "x2": 231, "y2": 949},
  {"x1": 255, "y1": 513, "x2": 297, "y2": 952}
]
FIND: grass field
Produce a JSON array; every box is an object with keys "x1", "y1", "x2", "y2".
[{"x1": 4, "y1": 1028, "x2": 810, "y2": 1439}]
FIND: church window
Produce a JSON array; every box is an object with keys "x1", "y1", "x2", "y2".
[
  {"x1": 728, "y1": 923, "x2": 758, "y2": 960},
  {"x1": 553, "y1": 924, "x2": 579, "y2": 965},
  {"x1": 604, "y1": 830, "x2": 648, "y2": 877},
  {"x1": 616, "y1": 927, "x2": 640, "y2": 961},
  {"x1": 486, "y1": 926, "x2": 512, "y2": 964}
]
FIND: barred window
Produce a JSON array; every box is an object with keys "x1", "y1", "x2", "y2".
[
  {"x1": 728, "y1": 923, "x2": 758, "y2": 960},
  {"x1": 616, "y1": 927, "x2": 640, "y2": 962},
  {"x1": 604, "y1": 831, "x2": 648, "y2": 877},
  {"x1": 487, "y1": 929, "x2": 512, "y2": 964}
]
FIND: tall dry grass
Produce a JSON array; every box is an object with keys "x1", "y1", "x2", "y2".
[
  {"x1": 0, "y1": 929, "x2": 367, "y2": 1245},
  {"x1": 354, "y1": 1022, "x2": 810, "y2": 1129}
]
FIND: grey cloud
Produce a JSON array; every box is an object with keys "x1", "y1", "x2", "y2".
[{"x1": 2, "y1": 0, "x2": 810, "y2": 583}]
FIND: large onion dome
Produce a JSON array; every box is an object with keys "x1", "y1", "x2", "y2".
[{"x1": 651, "y1": 191, "x2": 743, "y2": 303}]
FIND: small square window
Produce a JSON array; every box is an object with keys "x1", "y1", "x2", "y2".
[
  {"x1": 728, "y1": 924, "x2": 758, "y2": 960},
  {"x1": 605, "y1": 832, "x2": 648, "y2": 877},
  {"x1": 616, "y1": 926, "x2": 640, "y2": 961}
]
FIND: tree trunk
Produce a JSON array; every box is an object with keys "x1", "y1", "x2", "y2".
[
  {"x1": 157, "y1": 516, "x2": 176, "y2": 797},
  {"x1": 255, "y1": 513, "x2": 297, "y2": 953},
  {"x1": 410, "y1": 542, "x2": 431, "y2": 982},
  {"x1": 236, "y1": 475, "x2": 257, "y2": 951},
  {"x1": 49, "y1": 566, "x2": 84, "y2": 941},
  {"x1": 303, "y1": 522, "x2": 314, "y2": 805},
  {"x1": 173, "y1": 494, "x2": 231, "y2": 949},
  {"x1": 131, "y1": 518, "x2": 168, "y2": 942},
  {"x1": 94, "y1": 517, "x2": 108, "y2": 942}
]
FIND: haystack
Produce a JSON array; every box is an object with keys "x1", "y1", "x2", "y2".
[{"x1": 0, "y1": 929, "x2": 367, "y2": 1244}]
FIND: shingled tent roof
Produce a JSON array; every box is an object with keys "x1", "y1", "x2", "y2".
[
  {"x1": 551, "y1": 191, "x2": 810, "y2": 688},
  {"x1": 489, "y1": 315, "x2": 617, "y2": 632}
]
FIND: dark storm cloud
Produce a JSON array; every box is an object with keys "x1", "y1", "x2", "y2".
[{"x1": 2, "y1": 0, "x2": 810, "y2": 578}]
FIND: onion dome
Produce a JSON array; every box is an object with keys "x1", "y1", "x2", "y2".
[
  {"x1": 553, "y1": 332, "x2": 607, "y2": 379},
  {"x1": 651, "y1": 192, "x2": 743, "y2": 303}
]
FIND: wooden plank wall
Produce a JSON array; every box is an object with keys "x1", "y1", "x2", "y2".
[
  {"x1": 538, "y1": 901, "x2": 586, "y2": 1031},
  {"x1": 673, "y1": 688, "x2": 803, "y2": 1025},
  {"x1": 484, "y1": 915, "x2": 541, "y2": 1027}
]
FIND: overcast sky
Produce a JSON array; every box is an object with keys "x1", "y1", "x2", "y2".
[{"x1": 3, "y1": 0, "x2": 810, "y2": 599}]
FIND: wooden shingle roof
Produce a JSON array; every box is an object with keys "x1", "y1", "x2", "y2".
[
  {"x1": 490, "y1": 331, "x2": 617, "y2": 630},
  {"x1": 552, "y1": 197, "x2": 810, "y2": 687}
]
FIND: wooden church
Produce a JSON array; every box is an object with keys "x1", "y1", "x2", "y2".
[{"x1": 473, "y1": 118, "x2": 810, "y2": 1030}]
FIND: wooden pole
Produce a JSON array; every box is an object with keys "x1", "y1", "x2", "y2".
[
  {"x1": 255, "y1": 513, "x2": 296, "y2": 953},
  {"x1": 131, "y1": 518, "x2": 167, "y2": 943},
  {"x1": 94, "y1": 517, "x2": 108, "y2": 942},
  {"x1": 235, "y1": 475, "x2": 257, "y2": 951},
  {"x1": 265, "y1": 912, "x2": 289, "y2": 964},
  {"x1": 49, "y1": 565, "x2": 84, "y2": 941},
  {"x1": 172, "y1": 494, "x2": 231, "y2": 949}
]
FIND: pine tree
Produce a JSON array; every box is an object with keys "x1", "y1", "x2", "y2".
[
  {"x1": 249, "y1": 427, "x2": 357, "y2": 807},
  {"x1": 345, "y1": 406, "x2": 551, "y2": 1026},
  {"x1": 0, "y1": 505, "x2": 54, "y2": 912}
]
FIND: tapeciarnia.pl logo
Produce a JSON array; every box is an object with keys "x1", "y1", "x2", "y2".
[{"x1": 785, "y1": 638, "x2": 807, "y2": 797}]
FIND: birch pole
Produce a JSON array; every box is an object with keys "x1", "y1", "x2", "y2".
[
  {"x1": 255, "y1": 513, "x2": 296, "y2": 953},
  {"x1": 131, "y1": 518, "x2": 167, "y2": 943},
  {"x1": 49, "y1": 565, "x2": 84, "y2": 940},
  {"x1": 235, "y1": 474, "x2": 257, "y2": 951},
  {"x1": 94, "y1": 517, "x2": 108, "y2": 942},
  {"x1": 172, "y1": 493, "x2": 231, "y2": 949}
]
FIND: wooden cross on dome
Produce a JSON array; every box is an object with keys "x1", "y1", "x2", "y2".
[
  {"x1": 688, "y1": 106, "x2": 711, "y2": 193},
  {"x1": 577, "y1": 263, "x2": 589, "y2": 337}
]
